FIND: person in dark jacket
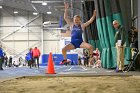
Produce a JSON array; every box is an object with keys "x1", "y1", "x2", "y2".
[
  {"x1": 113, "y1": 20, "x2": 126, "y2": 72},
  {"x1": 9, "y1": 56, "x2": 13, "y2": 67},
  {"x1": 4, "y1": 55, "x2": 8, "y2": 67}
]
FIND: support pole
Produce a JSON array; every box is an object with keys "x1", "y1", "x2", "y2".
[
  {"x1": 138, "y1": 0, "x2": 140, "y2": 50},
  {"x1": 131, "y1": 0, "x2": 134, "y2": 26},
  {"x1": 71, "y1": 0, "x2": 73, "y2": 18},
  {"x1": 41, "y1": 14, "x2": 44, "y2": 54}
]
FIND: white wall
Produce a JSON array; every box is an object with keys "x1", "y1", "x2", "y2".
[
  {"x1": 0, "y1": 7, "x2": 42, "y2": 55},
  {"x1": 0, "y1": 6, "x2": 72, "y2": 56},
  {"x1": 0, "y1": 13, "x2": 42, "y2": 55},
  {"x1": 43, "y1": 29, "x2": 61, "y2": 54}
]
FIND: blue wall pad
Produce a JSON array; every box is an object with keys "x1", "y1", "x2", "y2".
[{"x1": 41, "y1": 54, "x2": 78, "y2": 66}]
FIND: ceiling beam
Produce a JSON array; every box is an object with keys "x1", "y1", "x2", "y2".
[{"x1": 31, "y1": 0, "x2": 83, "y2": 3}]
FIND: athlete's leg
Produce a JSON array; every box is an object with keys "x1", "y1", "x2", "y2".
[
  {"x1": 80, "y1": 42, "x2": 93, "y2": 56},
  {"x1": 62, "y1": 43, "x2": 75, "y2": 60},
  {"x1": 80, "y1": 42, "x2": 94, "y2": 66},
  {"x1": 37, "y1": 57, "x2": 39, "y2": 68}
]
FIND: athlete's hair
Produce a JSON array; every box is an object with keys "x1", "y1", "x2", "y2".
[
  {"x1": 29, "y1": 48, "x2": 32, "y2": 51},
  {"x1": 74, "y1": 15, "x2": 81, "y2": 20}
]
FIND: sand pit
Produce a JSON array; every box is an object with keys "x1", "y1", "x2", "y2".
[{"x1": 0, "y1": 76, "x2": 140, "y2": 93}]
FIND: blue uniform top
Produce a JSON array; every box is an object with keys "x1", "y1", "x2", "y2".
[
  {"x1": 71, "y1": 25, "x2": 83, "y2": 48},
  {"x1": 0, "y1": 48, "x2": 4, "y2": 57},
  {"x1": 25, "y1": 51, "x2": 32, "y2": 61}
]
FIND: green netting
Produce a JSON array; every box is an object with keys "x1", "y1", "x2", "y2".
[
  {"x1": 89, "y1": 40, "x2": 102, "y2": 52},
  {"x1": 96, "y1": 13, "x2": 131, "y2": 69},
  {"x1": 85, "y1": 0, "x2": 131, "y2": 69},
  {"x1": 101, "y1": 47, "x2": 131, "y2": 69}
]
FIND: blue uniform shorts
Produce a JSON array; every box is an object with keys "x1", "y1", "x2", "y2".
[{"x1": 71, "y1": 39, "x2": 83, "y2": 48}]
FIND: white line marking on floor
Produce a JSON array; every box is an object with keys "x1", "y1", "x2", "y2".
[
  {"x1": 64, "y1": 66, "x2": 73, "y2": 71},
  {"x1": 80, "y1": 66, "x2": 87, "y2": 70},
  {"x1": 68, "y1": 66, "x2": 73, "y2": 71}
]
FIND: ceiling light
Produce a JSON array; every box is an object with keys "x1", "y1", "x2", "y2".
[
  {"x1": 81, "y1": 0, "x2": 84, "y2": 3},
  {"x1": 55, "y1": 8, "x2": 58, "y2": 11},
  {"x1": 14, "y1": 11, "x2": 18, "y2": 14},
  {"x1": 33, "y1": 12, "x2": 38, "y2": 15},
  {"x1": 47, "y1": 12, "x2": 52, "y2": 14},
  {"x1": 42, "y1": 2, "x2": 47, "y2": 6},
  {"x1": 0, "y1": 6, "x2": 2, "y2": 8},
  {"x1": 43, "y1": 21, "x2": 51, "y2": 25}
]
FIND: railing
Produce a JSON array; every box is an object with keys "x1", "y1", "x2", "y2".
[{"x1": 1, "y1": 41, "x2": 41, "y2": 59}]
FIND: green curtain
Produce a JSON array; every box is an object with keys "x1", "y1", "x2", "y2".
[
  {"x1": 94, "y1": 0, "x2": 131, "y2": 68},
  {"x1": 83, "y1": 1, "x2": 101, "y2": 51}
]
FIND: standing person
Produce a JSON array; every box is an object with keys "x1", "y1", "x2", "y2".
[
  {"x1": 113, "y1": 20, "x2": 126, "y2": 72},
  {"x1": 25, "y1": 48, "x2": 33, "y2": 68},
  {"x1": 9, "y1": 56, "x2": 13, "y2": 67},
  {"x1": 4, "y1": 55, "x2": 8, "y2": 67},
  {"x1": 32, "y1": 47, "x2": 40, "y2": 68},
  {"x1": 61, "y1": 3, "x2": 96, "y2": 64},
  {"x1": 0, "y1": 45, "x2": 4, "y2": 70},
  {"x1": 83, "y1": 49, "x2": 90, "y2": 67},
  {"x1": 93, "y1": 48, "x2": 100, "y2": 60},
  {"x1": 78, "y1": 56, "x2": 81, "y2": 65}
]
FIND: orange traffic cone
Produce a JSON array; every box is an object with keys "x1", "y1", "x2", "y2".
[{"x1": 46, "y1": 52, "x2": 56, "y2": 74}]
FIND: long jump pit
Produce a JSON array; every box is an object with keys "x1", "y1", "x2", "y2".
[{"x1": 0, "y1": 75, "x2": 140, "y2": 93}]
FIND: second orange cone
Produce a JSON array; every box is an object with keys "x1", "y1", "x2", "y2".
[{"x1": 46, "y1": 52, "x2": 56, "y2": 74}]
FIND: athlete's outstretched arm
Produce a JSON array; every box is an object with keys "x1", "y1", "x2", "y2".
[
  {"x1": 64, "y1": 3, "x2": 72, "y2": 26},
  {"x1": 82, "y1": 10, "x2": 96, "y2": 29}
]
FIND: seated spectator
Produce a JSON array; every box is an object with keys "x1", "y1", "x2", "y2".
[
  {"x1": 93, "y1": 57, "x2": 102, "y2": 68},
  {"x1": 78, "y1": 56, "x2": 82, "y2": 65},
  {"x1": 83, "y1": 49, "x2": 90, "y2": 67},
  {"x1": 129, "y1": 26, "x2": 138, "y2": 49},
  {"x1": 92, "y1": 48, "x2": 100, "y2": 59},
  {"x1": 13, "y1": 60, "x2": 20, "y2": 67}
]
